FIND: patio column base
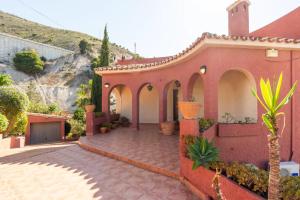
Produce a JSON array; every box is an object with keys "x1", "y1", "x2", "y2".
[
  {"x1": 179, "y1": 119, "x2": 199, "y2": 177},
  {"x1": 86, "y1": 111, "x2": 95, "y2": 136},
  {"x1": 180, "y1": 119, "x2": 199, "y2": 136}
]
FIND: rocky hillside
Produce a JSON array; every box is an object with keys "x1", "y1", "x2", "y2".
[
  {"x1": 0, "y1": 11, "x2": 137, "y2": 112},
  {"x1": 0, "y1": 10, "x2": 136, "y2": 58},
  {"x1": 0, "y1": 54, "x2": 93, "y2": 112}
]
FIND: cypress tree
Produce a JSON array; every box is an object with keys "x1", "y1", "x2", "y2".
[{"x1": 91, "y1": 25, "x2": 110, "y2": 112}]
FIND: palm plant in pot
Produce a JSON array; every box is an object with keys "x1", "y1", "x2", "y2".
[
  {"x1": 252, "y1": 72, "x2": 297, "y2": 200},
  {"x1": 76, "y1": 81, "x2": 95, "y2": 112},
  {"x1": 178, "y1": 97, "x2": 201, "y2": 120}
]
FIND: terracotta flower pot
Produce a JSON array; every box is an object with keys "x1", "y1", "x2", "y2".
[
  {"x1": 85, "y1": 104, "x2": 95, "y2": 112},
  {"x1": 160, "y1": 121, "x2": 175, "y2": 135},
  {"x1": 178, "y1": 101, "x2": 201, "y2": 120},
  {"x1": 100, "y1": 127, "x2": 107, "y2": 134}
]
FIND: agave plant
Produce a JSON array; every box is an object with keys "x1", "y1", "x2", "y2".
[
  {"x1": 187, "y1": 136, "x2": 219, "y2": 169},
  {"x1": 251, "y1": 72, "x2": 297, "y2": 200}
]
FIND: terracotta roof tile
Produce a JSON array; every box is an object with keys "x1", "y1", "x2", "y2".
[{"x1": 95, "y1": 32, "x2": 300, "y2": 74}]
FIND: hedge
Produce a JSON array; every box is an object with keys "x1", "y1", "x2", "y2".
[{"x1": 13, "y1": 50, "x2": 44, "y2": 74}]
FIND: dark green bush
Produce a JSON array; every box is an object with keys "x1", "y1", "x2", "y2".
[
  {"x1": 0, "y1": 113, "x2": 8, "y2": 132},
  {"x1": 199, "y1": 118, "x2": 214, "y2": 132},
  {"x1": 68, "y1": 119, "x2": 85, "y2": 137},
  {"x1": 187, "y1": 136, "x2": 219, "y2": 169},
  {"x1": 73, "y1": 108, "x2": 85, "y2": 122},
  {"x1": 13, "y1": 50, "x2": 44, "y2": 74},
  {"x1": 0, "y1": 74, "x2": 13, "y2": 86},
  {"x1": 40, "y1": 56, "x2": 47, "y2": 62},
  {"x1": 79, "y1": 39, "x2": 91, "y2": 54},
  {"x1": 48, "y1": 103, "x2": 61, "y2": 114}
]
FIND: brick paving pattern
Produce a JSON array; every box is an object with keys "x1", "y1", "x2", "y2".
[
  {"x1": 0, "y1": 143, "x2": 197, "y2": 200},
  {"x1": 82, "y1": 125, "x2": 179, "y2": 174}
]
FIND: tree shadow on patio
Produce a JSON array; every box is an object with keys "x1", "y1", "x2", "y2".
[{"x1": 0, "y1": 143, "x2": 197, "y2": 200}]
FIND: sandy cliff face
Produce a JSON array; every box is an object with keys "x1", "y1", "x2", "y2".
[{"x1": 0, "y1": 54, "x2": 92, "y2": 111}]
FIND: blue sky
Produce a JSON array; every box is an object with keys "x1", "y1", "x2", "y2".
[{"x1": 1, "y1": 0, "x2": 299, "y2": 57}]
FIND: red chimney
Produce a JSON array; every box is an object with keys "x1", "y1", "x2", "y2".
[{"x1": 227, "y1": 0, "x2": 250, "y2": 36}]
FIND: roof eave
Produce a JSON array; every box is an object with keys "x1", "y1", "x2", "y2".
[{"x1": 95, "y1": 38, "x2": 300, "y2": 75}]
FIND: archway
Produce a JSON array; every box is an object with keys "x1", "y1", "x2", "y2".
[
  {"x1": 188, "y1": 74, "x2": 204, "y2": 118},
  {"x1": 109, "y1": 85, "x2": 132, "y2": 121},
  {"x1": 138, "y1": 84, "x2": 159, "y2": 124},
  {"x1": 165, "y1": 80, "x2": 183, "y2": 122},
  {"x1": 218, "y1": 69, "x2": 257, "y2": 123}
]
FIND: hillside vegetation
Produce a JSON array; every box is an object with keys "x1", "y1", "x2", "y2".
[{"x1": 0, "y1": 11, "x2": 135, "y2": 57}]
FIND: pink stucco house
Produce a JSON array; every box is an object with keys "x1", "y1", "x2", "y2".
[{"x1": 93, "y1": 0, "x2": 300, "y2": 167}]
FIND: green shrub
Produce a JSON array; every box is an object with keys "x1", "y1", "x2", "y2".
[
  {"x1": 28, "y1": 102, "x2": 61, "y2": 115},
  {"x1": 68, "y1": 119, "x2": 85, "y2": 137},
  {"x1": 13, "y1": 50, "x2": 44, "y2": 74},
  {"x1": 187, "y1": 136, "x2": 219, "y2": 169},
  {"x1": 73, "y1": 108, "x2": 85, "y2": 122},
  {"x1": 28, "y1": 102, "x2": 49, "y2": 114},
  {"x1": 0, "y1": 87, "x2": 29, "y2": 132},
  {"x1": 199, "y1": 118, "x2": 214, "y2": 132},
  {"x1": 79, "y1": 39, "x2": 91, "y2": 54},
  {"x1": 0, "y1": 74, "x2": 13, "y2": 86},
  {"x1": 0, "y1": 114, "x2": 8, "y2": 132},
  {"x1": 48, "y1": 103, "x2": 61, "y2": 114},
  {"x1": 91, "y1": 57, "x2": 100, "y2": 69},
  {"x1": 40, "y1": 56, "x2": 47, "y2": 62},
  {"x1": 10, "y1": 113, "x2": 28, "y2": 136},
  {"x1": 280, "y1": 176, "x2": 300, "y2": 200}
]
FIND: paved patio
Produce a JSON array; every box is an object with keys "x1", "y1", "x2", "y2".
[
  {"x1": 79, "y1": 124, "x2": 180, "y2": 176},
  {"x1": 0, "y1": 143, "x2": 197, "y2": 200}
]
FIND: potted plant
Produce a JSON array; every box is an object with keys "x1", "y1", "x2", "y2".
[
  {"x1": 178, "y1": 98, "x2": 201, "y2": 120},
  {"x1": 120, "y1": 116, "x2": 130, "y2": 127},
  {"x1": 160, "y1": 121, "x2": 175, "y2": 135},
  {"x1": 100, "y1": 126, "x2": 108, "y2": 134},
  {"x1": 85, "y1": 104, "x2": 95, "y2": 112}
]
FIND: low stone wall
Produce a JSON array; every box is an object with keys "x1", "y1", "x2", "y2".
[{"x1": 0, "y1": 32, "x2": 74, "y2": 63}]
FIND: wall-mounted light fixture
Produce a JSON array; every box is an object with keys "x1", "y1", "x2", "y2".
[
  {"x1": 147, "y1": 84, "x2": 153, "y2": 91},
  {"x1": 104, "y1": 83, "x2": 110, "y2": 88},
  {"x1": 266, "y1": 49, "x2": 278, "y2": 58},
  {"x1": 200, "y1": 65, "x2": 207, "y2": 74},
  {"x1": 174, "y1": 80, "x2": 181, "y2": 88}
]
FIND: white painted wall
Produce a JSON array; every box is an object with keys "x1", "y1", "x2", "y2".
[
  {"x1": 110, "y1": 86, "x2": 132, "y2": 121},
  {"x1": 0, "y1": 32, "x2": 73, "y2": 63},
  {"x1": 167, "y1": 82, "x2": 183, "y2": 121},
  {"x1": 139, "y1": 86, "x2": 159, "y2": 123},
  {"x1": 218, "y1": 70, "x2": 257, "y2": 122},
  {"x1": 192, "y1": 77, "x2": 204, "y2": 118}
]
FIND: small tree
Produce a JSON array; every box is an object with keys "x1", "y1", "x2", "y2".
[
  {"x1": 252, "y1": 73, "x2": 297, "y2": 200},
  {"x1": 91, "y1": 25, "x2": 110, "y2": 112},
  {"x1": 0, "y1": 86, "x2": 29, "y2": 134},
  {"x1": 0, "y1": 74, "x2": 13, "y2": 86},
  {"x1": 79, "y1": 39, "x2": 90, "y2": 54},
  {"x1": 13, "y1": 50, "x2": 44, "y2": 74}
]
